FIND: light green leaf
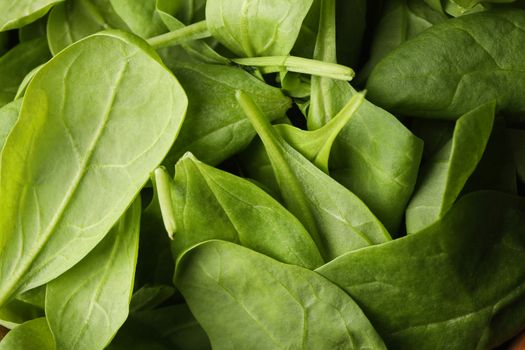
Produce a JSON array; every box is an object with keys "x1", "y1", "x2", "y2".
[
  {"x1": 206, "y1": 0, "x2": 314, "y2": 57},
  {"x1": 159, "y1": 153, "x2": 323, "y2": 268},
  {"x1": 317, "y1": 191, "x2": 525, "y2": 349},
  {"x1": 237, "y1": 91, "x2": 390, "y2": 261},
  {"x1": 163, "y1": 63, "x2": 290, "y2": 166},
  {"x1": 0, "y1": 31, "x2": 187, "y2": 306},
  {"x1": 406, "y1": 102, "x2": 495, "y2": 233},
  {"x1": 176, "y1": 240, "x2": 387, "y2": 350},
  {"x1": 0, "y1": 318, "x2": 54, "y2": 350},
  {"x1": 0, "y1": 0, "x2": 63, "y2": 31},
  {"x1": 0, "y1": 100, "x2": 22, "y2": 153},
  {"x1": 46, "y1": 199, "x2": 141, "y2": 350},
  {"x1": 0, "y1": 38, "x2": 50, "y2": 108}
]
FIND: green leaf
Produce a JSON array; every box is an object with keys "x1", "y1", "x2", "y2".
[
  {"x1": 0, "y1": 38, "x2": 51, "y2": 108},
  {"x1": 237, "y1": 91, "x2": 390, "y2": 261},
  {"x1": 317, "y1": 191, "x2": 525, "y2": 350},
  {"x1": 0, "y1": 299, "x2": 43, "y2": 329},
  {"x1": 175, "y1": 240, "x2": 387, "y2": 350},
  {"x1": 109, "y1": 0, "x2": 166, "y2": 37},
  {"x1": 158, "y1": 154, "x2": 323, "y2": 268},
  {"x1": 406, "y1": 102, "x2": 495, "y2": 233},
  {"x1": 0, "y1": 99, "x2": 22, "y2": 153},
  {"x1": 276, "y1": 92, "x2": 365, "y2": 173},
  {"x1": 46, "y1": 199, "x2": 141, "y2": 350},
  {"x1": 129, "y1": 285, "x2": 175, "y2": 313},
  {"x1": 0, "y1": 318, "x2": 54, "y2": 350},
  {"x1": 0, "y1": 31, "x2": 187, "y2": 306},
  {"x1": 367, "y1": 10, "x2": 525, "y2": 121},
  {"x1": 46, "y1": 0, "x2": 129, "y2": 55},
  {"x1": 109, "y1": 304, "x2": 210, "y2": 350},
  {"x1": 358, "y1": 0, "x2": 447, "y2": 81},
  {"x1": 205, "y1": 0, "x2": 314, "y2": 57},
  {"x1": 163, "y1": 63, "x2": 290, "y2": 166},
  {"x1": 0, "y1": 0, "x2": 63, "y2": 31}
]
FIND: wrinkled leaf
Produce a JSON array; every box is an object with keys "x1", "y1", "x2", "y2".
[{"x1": 367, "y1": 10, "x2": 525, "y2": 121}]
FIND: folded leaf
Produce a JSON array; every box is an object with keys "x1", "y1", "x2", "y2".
[
  {"x1": 237, "y1": 91, "x2": 390, "y2": 261},
  {"x1": 0, "y1": 99, "x2": 22, "y2": 153},
  {"x1": 158, "y1": 153, "x2": 323, "y2": 269},
  {"x1": 176, "y1": 240, "x2": 387, "y2": 350},
  {"x1": 0, "y1": 31, "x2": 187, "y2": 306},
  {"x1": 46, "y1": 199, "x2": 141, "y2": 350},
  {"x1": 206, "y1": 0, "x2": 314, "y2": 57},
  {"x1": 367, "y1": 10, "x2": 525, "y2": 121},
  {"x1": 317, "y1": 191, "x2": 525, "y2": 350},
  {"x1": 406, "y1": 101, "x2": 495, "y2": 233}
]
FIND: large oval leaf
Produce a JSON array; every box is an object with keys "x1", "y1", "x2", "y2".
[
  {"x1": 0, "y1": 30, "x2": 187, "y2": 306},
  {"x1": 367, "y1": 10, "x2": 525, "y2": 120},
  {"x1": 317, "y1": 191, "x2": 525, "y2": 349},
  {"x1": 0, "y1": 318, "x2": 54, "y2": 350},
  {"x1": 176, "y1": 240, "x2": 387, "y2": 350}
]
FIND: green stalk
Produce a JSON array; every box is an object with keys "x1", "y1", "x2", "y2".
[
  {"x1": 147, "y1": 20, "x2": 211, "y2": 49},
  {"x1": 232, "y1": 56, "x2": 354, "y2": 80}
]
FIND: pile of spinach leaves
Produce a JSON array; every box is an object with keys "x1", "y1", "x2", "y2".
[{"x1": 0, "y1": 0, "x2": 524, "y2": 349}]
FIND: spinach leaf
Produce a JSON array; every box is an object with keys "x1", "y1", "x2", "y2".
[
  {"x1": 317, "y1": 191, "x2": 525, "y2": 350},
  {"x1": 0, "y1": 318, "x2": 54, "y2": 350},
  {"x1": 359, "y1": 0, "x2": 447, "y2": 81},
  {"x1": 0, "y1": 31, "x2": 187, "y2": 306},
  {"x1": 0, "y1": 38, "x2": 50, "y2": 107},
  {"x1": 19, "y1": 16, "x2": 48, "y2": 41},
  {"x1": 367, "y1": 10, "x2": 525, "y2": 121},
  {"x1": 109, "y1": 304, "x2": 210, "y2": 350},
  {"x1": 129, "y1": 285, "x2": 175, "y2": 313},
  {"x1": 0, "y1": 0, "x2": 63, "y2": 31},
  {"x1": 0, "y1": 99, "x2": 22, "y2": 152},
  {"x1": 0, "y1": 299, "x2": 43, "y2": 329},
  {"x1": 163, "y1": 63, "x2": 290, "y2": 167},
  {"x1": 166, "y1": 0, "x2": 207, "y2": 25},
  {"x1": 157, "y1": 153, "x2": 323, "y2": 268},
  {"x1": 406, "y1": 101, "x2": 495, "y2": 233},
  {"x1": 109, "y1": 0, "x2": 167, "y2": 37},
  {"x1": 45, "y1": 199, "x2": 141, "y2": 350},
  {"x1": 237, "y1": 91, "x2": 391, "y2": 260},
  {"x1": 46, "y1": 0, "x2": 128, "y2": 55},
  {"x1": 205, "y1": 0, "x2": 314, "y2": 57},
  {"x1": 176, "y1": 240, "x2": 387, "y2": 350}
]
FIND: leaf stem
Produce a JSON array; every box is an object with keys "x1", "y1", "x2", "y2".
[
  {"x1": 147, "y1": 20, "x2": 211, "y2": 49},
  {"x1": 232, "y1": 56, "x2": 354, "y2": 80},
  {"x1": 154, "y1": 167, "x2": 177, "y2": 239}
]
